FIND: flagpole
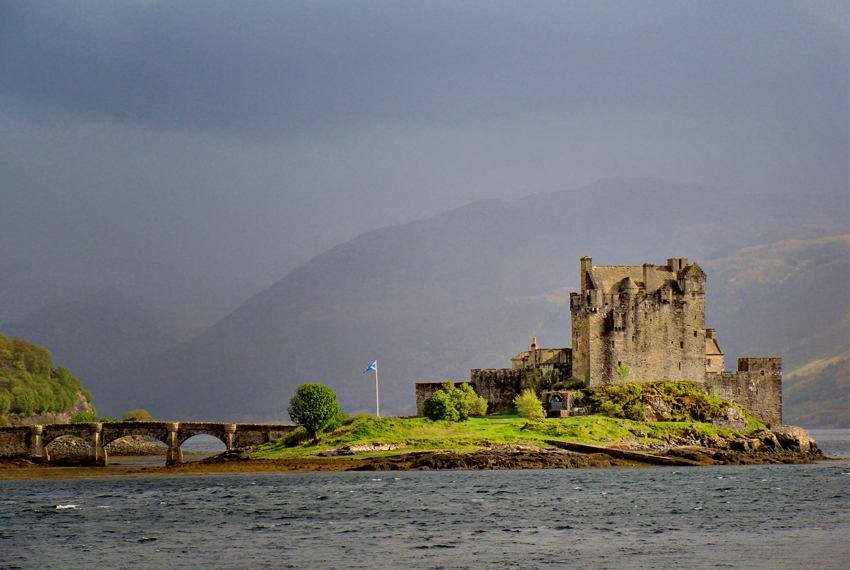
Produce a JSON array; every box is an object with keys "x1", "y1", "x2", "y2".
[{"x1": 375, "y1": 361, "x2": 380, "y2": 418}]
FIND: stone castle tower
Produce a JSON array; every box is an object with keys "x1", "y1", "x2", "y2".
[
  {"x1": 417, "y1": 254, "x2": 782, "y2": 425},
  {"x1": 570, "y1": 256, "x2": 712, "y2": 386}
]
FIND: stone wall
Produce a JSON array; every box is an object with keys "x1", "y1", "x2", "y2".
[
  {"x1": 571, "y1": 258, "x2": 707, "y2": 387},
  {"x1": 704, "y1": 358, "x2": 782, "y2": 426},
  {"x1": 0, "y1": 427, "x2": 30, "y2": 456},
  {"x1": 469, "y1": 368, "x2": 537, "y2": 412},
  {"x1": 414, "y1": 382, "x2": 449, "y2": 417}
]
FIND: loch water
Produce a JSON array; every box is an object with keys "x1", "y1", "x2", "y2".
[{"x1": 1, "y1": 431, "x2": 847, "y2": 570}]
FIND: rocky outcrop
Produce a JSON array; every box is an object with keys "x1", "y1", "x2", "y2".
[
  {"x1": 351, "y1": 426, "x2": 825, "y2": 471},
  {"x1": 319, "y1": 443, "x2": 405, "y2": 456},
  {"x1": 5, "y1": 391, "x2": 95, "y2": 426},
  {"x1": 353, "y1": 444, "x2": 633, "y2": 471},
  {"x1": 710, "y1": 405, "x2": 749, "y2": 429}
]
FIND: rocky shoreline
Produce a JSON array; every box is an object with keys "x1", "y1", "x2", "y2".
[{"x1": 0, "y1": 424, "x2": 838, "y2": 479}]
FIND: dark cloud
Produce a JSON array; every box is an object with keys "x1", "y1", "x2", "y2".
[
  {"x1": 2, "y1": 2, "x2": 846, "y2": 142},
  {"x1": 0, "y1": 1, "x2": 846, "y2": 336}
]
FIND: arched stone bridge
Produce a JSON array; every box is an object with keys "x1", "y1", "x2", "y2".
[{"x1": 0, "y1": 422, "x2": 297, "y2": 466}]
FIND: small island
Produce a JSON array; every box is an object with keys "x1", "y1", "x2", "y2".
[{"x1": 0, "y1": 256, "x2": 835, "y2": 478}]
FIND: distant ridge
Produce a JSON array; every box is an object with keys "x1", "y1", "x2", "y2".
[
  {"x1": 0, "y1": 289, "x2": 178, "y2": 402},
  {"x1": 75, "y1": 178, "x2": 848, "y2": 423}
]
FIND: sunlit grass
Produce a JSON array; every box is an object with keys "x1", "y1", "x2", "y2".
[{"x1": 252, "y1": 412, "x2": 750, "y2": 460}]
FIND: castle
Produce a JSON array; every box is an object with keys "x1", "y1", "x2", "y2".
[{"x1": 416, "y1": 256, "x2": 782, "y2": 425}]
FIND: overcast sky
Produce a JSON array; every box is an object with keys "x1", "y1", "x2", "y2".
[{"x1": 1, "y1": 1, "x2": 847, "y2": 337}]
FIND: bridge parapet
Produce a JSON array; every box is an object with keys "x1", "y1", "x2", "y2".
[{"x1": 0, "y1": 421, "x2": 298, "y2": 466}]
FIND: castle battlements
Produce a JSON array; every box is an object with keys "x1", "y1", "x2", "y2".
[{"x1": 415, "y1": 255, "x2": 783, "y2": 425}]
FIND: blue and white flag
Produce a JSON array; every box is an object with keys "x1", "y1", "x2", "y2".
[{"x1": 363, "y1": 360, "x2": 377, "y2": 373}]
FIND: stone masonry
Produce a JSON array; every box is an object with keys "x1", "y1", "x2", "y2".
[{"x1": 416, "y1": 255, "x2": 783, "y2": 424}]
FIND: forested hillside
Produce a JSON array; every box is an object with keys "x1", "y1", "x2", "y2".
[
  {"x1": 0, "y1": 290, "x2": 177, "y2": 410},
  {"x1": 0, "y1": 334, "x2": 93, "y2": 424}
]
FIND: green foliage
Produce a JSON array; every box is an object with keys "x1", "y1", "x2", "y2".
[
  {"x1": 616, "y1": 365, "x2": 629, "y2": 382},
  {"x1": 581, "y1": 381, "x2": 736, "y2": 423},
  {"x1": 277, "y1": 426, "x2": 311, "y2": 448},
  {"x1": 287, "y1": 384, "x2": 341, "y2": 441},
  {"x1": 423, "y1": 390, "x2": 460, "y2": 422},
  {"x1": 71, "y1": 412, "x2": 99, "y2": 423},
  {"x1": 0, "y1": 415, "x2": 9, "y2": 427},
  {"x1": 514, "y1": 389, "x2": 544, "y2": 419},
  {"x1": 123, "y1": 409, "x2": 153, "y2": 422},
  {"x1": 423, "y1": 382, "x2": 488, "y2": 422},
  {"x1": 323, "y1": 408, "x2": 350, "y2": 434},
  {"x1": 0, "y1": 334, "x2": 91, "y2": 419},
  {"x1": 562, "y1": 377, "x2": 585, "y2": 391},
  {"x1": 525, "y1": 368, "x2": 562, "y2": 394}
]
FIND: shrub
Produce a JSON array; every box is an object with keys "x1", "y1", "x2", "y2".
[
  {"x1": 71, "y1": 412, "x2": 99, "y2": 423},
  {"x1": 0, "y1": 415, "x2": 9, "y2": 427},
  {"x1": 279, "y1": 426, "x2": 311, "y2": 447},
  {"x1": 514, "y1": 389, "x2": 544, "y2": 419},
  {"x1": 623, "y1": 401, "x2": 646, "y2": 421},
  {"x1": 423, "y1": 390, "x2": 460, "y2": 422},
  {"x1": 287, "y1": 384, "x2": 341, "y2": 442},
  {"x1": 324, "y1": 408, "x2": 350, "y2": 433},
  {"x1": 123, "y1": 409, "x2": 153, "y2": 422},
  {"x1": 423, "y1": 382, "x2": 487, "y2": 422}
]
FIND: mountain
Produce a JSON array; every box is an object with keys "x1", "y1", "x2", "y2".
[
  {"x1": 0, "y1": 289, "x2": 178, "y2": 406},
  {"x1": 101, "y1": 177, "x2": 848, "y2": 422},
  {"x1": 704, "y1": 236, "x2": 850, "y2": 428}
]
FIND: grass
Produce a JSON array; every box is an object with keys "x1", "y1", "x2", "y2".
[{"x1": 252, "y1": 412, "x2": 754, "y2": 460}]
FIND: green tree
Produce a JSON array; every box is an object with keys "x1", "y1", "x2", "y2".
[
  {"x1": 514, "y1": 389, "x2": 544, "y2": 419},
  {"x1": 71, "y1": 412, "x2": 99, "y2": 423},
  {"x1": 123, "y1": 409, "x2": 153, "y2": 422},
  {"x1": 287, "y1": 384, "x2": 340, "y2": 442}
]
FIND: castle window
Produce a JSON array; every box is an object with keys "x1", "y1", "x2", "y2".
[
  {"x1": 678, "y1": 362, "x2": 681, "y2": 370},
  {"x1": 760, "y1": 370, "x2": 765, "y2": 376},
  {"x1": 680, "y1": 341, "x2": 684, "y2": 349},
  {"x1": 694, "y1": 331, "x2": 698, "y2": 337},
  {"x1": 707, "y1": 359, "x2": 711, "y2": 366},
  {"x1": 612, "y1": 341, "x2": 615, "y2": 348}
]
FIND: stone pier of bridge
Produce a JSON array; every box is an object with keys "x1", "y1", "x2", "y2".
[{"x1": 0, "y1": 422, "x2": 298, "y2": 466}]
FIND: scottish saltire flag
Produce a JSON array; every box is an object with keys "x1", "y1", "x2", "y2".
[{"x1": 363, "y1": 360, "x2": 377, "y2": 373}]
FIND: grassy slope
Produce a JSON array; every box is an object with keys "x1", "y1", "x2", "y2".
[
  {"x1": 256, "y1": 381, "x2": 765, "y2": 459},
  {"x1": 254, "y1": 414, "x2": 756, "y2": 460}
]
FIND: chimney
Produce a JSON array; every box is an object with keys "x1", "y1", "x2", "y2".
[
  {"x1": 580, "y1": 256, "x2": 593, "y2": 291},
  {"x1": 643, "y1": 263, "x2": 657, "y2": 293}
]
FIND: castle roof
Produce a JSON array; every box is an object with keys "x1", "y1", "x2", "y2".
[
  {"x1": 706, "y1": 336, "x2": 723, "y2": 356},
  {"x1": 617, "y1": 276, "x2": 640, "y2": 292},
  {"x1": 679, "y1": 262, "x2": 706, "y2": 279}
]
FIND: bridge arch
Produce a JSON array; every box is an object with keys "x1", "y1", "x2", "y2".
[{"x1": 101, "y1": 423, "x2": 170, "y2": 447}]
